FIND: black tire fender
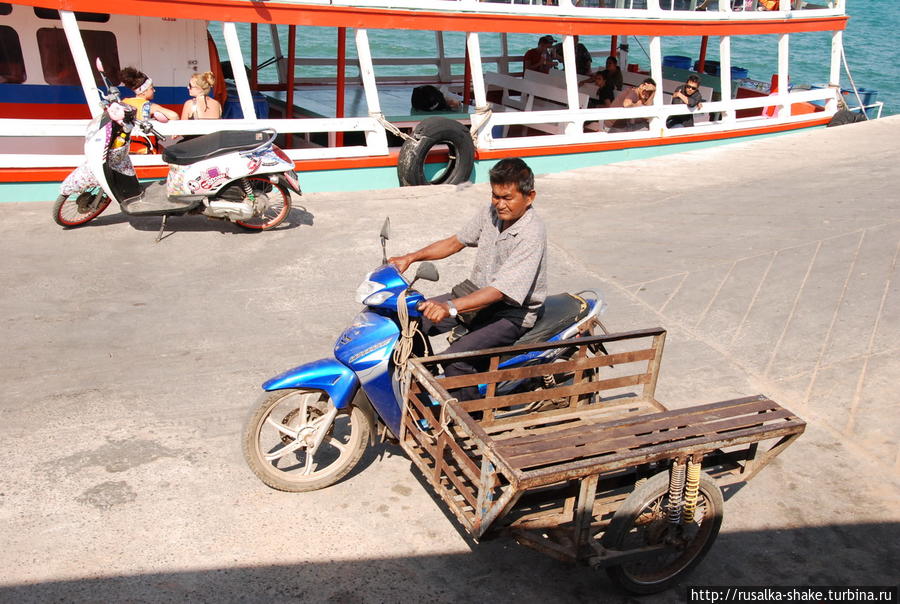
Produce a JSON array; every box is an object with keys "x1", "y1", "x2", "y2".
[{"x1": 397, "y1": 117, "x2": 475, "y2": 187}]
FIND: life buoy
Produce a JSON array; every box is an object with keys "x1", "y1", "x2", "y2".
[{"x1": 397, "y1": 117, "x2": 475, "y2": 187}]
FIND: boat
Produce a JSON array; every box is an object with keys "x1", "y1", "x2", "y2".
[{"x1": 0, "y1": 0, "x2": 882, "y2": 202}]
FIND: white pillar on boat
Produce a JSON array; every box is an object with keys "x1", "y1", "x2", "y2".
[
  {"x1": 466, "y1": 32, "x2": 493, "y2": 146},
  {"x1": 561, "y1": 35, "x2": 580, "y2": 135},
  {"x1": 355, "y1": 29, "x2": 389, "y2": 152},
  {"x1": 222, "y1": 22, "x2": 257, "y2": 119},
  {"x1": 269, "y1": 24, "x2": 287, "y2": 84},
  {"x1": 828, "y1": 29, "x2": 843, "y2": 113},
  {"x1": 436, "y1": 32, "x2": 450, "y2": 82},
  {"x1": 649, "y1": 36, "x2": 663, "y2": 132},
  {"x1": 500, "y1": 33, "x2": 510, "y2": 75},
  {"x1": 778, "y1": 33, "x2": 790, "y2": 117},
  {"x1": 719, "y1": 35, "x2": 734, "y2": 123},
  {"x1": 59, "y1": 11, "x2": 101, "y2": 118}
]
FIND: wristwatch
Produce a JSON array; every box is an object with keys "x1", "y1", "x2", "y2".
[{"x1": 446, "y1": 300, "x2": 458, "y2": 318}]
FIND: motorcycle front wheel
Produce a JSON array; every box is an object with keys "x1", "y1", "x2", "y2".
[
  {"x1": 234, "y1": 176, "x2": 292, "y2": 231},
  {"x1": 242, "y1": 389, "x2": 370, "y2": 492},
  {"x1": 52, "y1": 188, "x2": 111, "y2": 227}
]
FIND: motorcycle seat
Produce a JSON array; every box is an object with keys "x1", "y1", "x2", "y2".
[
  {"x1": 162, "y1": 130, "x2": 274, "y2": 166},
  {"x1": 515, "y1": 292, "x2": 589, "y2": 345}
]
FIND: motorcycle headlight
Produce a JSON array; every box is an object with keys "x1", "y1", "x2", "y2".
[
  {"x1": 363, "y1": 291, "x2": 393, "y2": 306},
  {"x1": 355, "y1": 276, "x2": 382, "y2": 304}
]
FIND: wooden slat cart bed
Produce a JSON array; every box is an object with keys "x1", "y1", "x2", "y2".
[{"x1": 399, "y1": 327, "x2": 805, "y2": 593}]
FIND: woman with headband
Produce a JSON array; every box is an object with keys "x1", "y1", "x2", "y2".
[
  {"x1": 181, "y1": 71, "x2": 222, "y2": 120},
  {"x1": 117, "y1": 67, "x2": 179, "y2": 122}
]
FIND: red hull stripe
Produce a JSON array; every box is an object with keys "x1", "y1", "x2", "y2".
[
  {"x1": 0, "y1": 119, "x2": 828, "y2": 183},
  {"x1": 17, "y1": 0, "x2": 847, "y2": 36}
]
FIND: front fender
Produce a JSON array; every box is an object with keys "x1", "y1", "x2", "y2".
[{"x1": 262, "y1": 358, "x2": 358, "y2": 409}]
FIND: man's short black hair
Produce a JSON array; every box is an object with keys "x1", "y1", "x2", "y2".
[
  {"x1": 489, "y1": 157, "x2": 534, "y2": 197},
  {"x1": 686, "y1": 74, "x2": 701, "y2": 85}
]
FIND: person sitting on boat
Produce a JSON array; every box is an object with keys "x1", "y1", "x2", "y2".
[
  {"x1": 181, "y1": 71, "x2": 223, "y2": 120},
  {"x1": 118, "y1": 67, "x2": 179, "y2": 123},
  {"x1": 605, "y1": 77, "x2": 657, "y2": 132},
  {"x1": 667, "y1": 74, "x2": 704, "y2": 129},
  {"x1": 523, "y1": 35, "x2": 558, "y2": 74},
  {"x1": 581, "y1": 70, "x2": 615, "y2": 109},
  {"x1": 599, "y1": 56, "x2": 624, "y2": 92},
  {"x1": 388, "y1": 157, "x2": 547, "y2": 402},
  {"x1": 550, "y1": 36, "x2": 593, "y2": 75}
]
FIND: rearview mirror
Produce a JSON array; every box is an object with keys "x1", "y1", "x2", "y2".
[
  {"x1": 95, "y1": 57, "x2": 104, "y2": 74},
  {"x1": 380, "y1": 217, "x2": 391, "y2": 264},
  {"x1": 414, "y1": 262, "x2": 439, "y2": 283}
]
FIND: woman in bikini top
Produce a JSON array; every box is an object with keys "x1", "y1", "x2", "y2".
[{"x1": 181, "y1": 71, "x2": 223, "y2": 120}]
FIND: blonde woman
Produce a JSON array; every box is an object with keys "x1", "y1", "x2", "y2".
[
  {"x1": 181, "y1": 71, "x2": 222, "y2": 120},
  {"x1": 118, "y1": 66, "x2": 179, "y2": 121}
]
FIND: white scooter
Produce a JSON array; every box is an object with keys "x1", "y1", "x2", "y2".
[{"x1": 53, "y1": 60, "x2": 301, "y2": 240}]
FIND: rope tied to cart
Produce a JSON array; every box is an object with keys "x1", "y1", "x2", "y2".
[{"x1": 394, "y1": 288, "x2": 455, "y2": 441}]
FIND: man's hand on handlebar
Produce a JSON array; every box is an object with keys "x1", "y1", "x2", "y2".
[
  {"x1": 388, "y1": 254, "x2": 414, "y2": 274},
  {"x1": 418, "y1": 299, "x2": 451, "y2": 323}
]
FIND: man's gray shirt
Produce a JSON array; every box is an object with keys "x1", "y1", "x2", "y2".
[{"x1": 456, "y1": 203, "x2": 547, "y2": 328}]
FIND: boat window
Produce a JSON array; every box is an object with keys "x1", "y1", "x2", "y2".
[
  {"x1": 0, "y1": 25, "x2": 26, "y2": 84},
  {"x1": 33, "y1": 8, "x2": 110, "y2": 23},
  {"x1": 0, "y1": 4, "x2": 12, "y2": 16},
  {"x1": 36, "y1": 28, "x2": 120, "y2": 86}
]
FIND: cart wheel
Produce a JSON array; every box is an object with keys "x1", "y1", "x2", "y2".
[{"x1": 602, "y1": 469, "x2": 723, "y2": 594}]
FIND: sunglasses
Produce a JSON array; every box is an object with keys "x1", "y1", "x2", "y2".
[{"x1": 685, "y1": 84, "x2": 698, "y2": 91}]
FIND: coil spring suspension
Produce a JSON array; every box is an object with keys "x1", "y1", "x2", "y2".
[
  {"x1": 682, "y1": 458, "x2": 701, "y2": 523},
  {"x1": 667, "y1": 460, "x2": 686, "y2": 525},
  {"x1": 542, "y1": 374, "x2": 557, "y2": 389},
  {"x1": 241, "y1": 178, "x2": 255, "y2": 201}
]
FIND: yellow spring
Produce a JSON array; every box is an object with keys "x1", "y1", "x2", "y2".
[{"x1": 682, "y1": 459, "x2": 701, "y2": 523}]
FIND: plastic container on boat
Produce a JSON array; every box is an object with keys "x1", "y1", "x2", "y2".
[{"x1": 663, "y1": 55, "x2": 692, "y2": 70}]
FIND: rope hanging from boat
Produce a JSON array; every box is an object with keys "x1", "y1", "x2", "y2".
[
  {"x1": 469, "y1": 104, "x2": 493, "y2": 143},
  {"x1": 839, "y1": 45, "x2": 869, "y2": 120},
  {"x1": 369, "y1": 111, "x2": 416, "y2": 142}
]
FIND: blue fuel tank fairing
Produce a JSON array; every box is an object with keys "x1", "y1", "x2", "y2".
[{"x1": 333, "y1": 310, "x2": 404, "y2": 436}]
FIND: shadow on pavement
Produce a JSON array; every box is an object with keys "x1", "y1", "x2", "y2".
[{"x1": 1, "y1": 523, "x2": 895, "y2": 603}]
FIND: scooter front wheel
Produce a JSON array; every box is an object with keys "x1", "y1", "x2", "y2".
[
  {"x1": 234, "y1": 177, "x2": 292, "y2": 231},
  {"x1": 52, "y1": 189, "x2": 111, "y2": 227},
  {"x1": 242, "y1": 389, "x2": 370, "y2": 492}
]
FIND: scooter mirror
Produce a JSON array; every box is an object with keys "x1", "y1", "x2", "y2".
[
  {"x1": 414, "y1": 262, "x2": 439, "y2": 283},
  {"x1": 152, "y1": 112, "x2": 170, "y2": 123},
  {"x1": 95, "y1": 58, "x2": 104, "y2": 74},
  {"x1": 379, "y1": 217, "x2": 391, "y2": 241}
]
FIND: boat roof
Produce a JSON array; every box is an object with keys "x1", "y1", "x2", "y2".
[{"x1": 10, "y1": 0, "x2": 847, "y2": 35}]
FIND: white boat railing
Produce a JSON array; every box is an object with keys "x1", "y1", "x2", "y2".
[
  {"x1": 0, "y1": 87, "x2": 837, "y2": 168},
  {"x1": 321, "y1": 0, "x2": 844, "y2": 19}
]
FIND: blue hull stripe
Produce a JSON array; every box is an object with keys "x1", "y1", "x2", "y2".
[{"x1": 0, "y1": 83, "x2": 188, "y2": 105}]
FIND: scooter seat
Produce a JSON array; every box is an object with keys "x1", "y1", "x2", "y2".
[
  {"x1": 514, "y1": 293, "x2": 589, "y2": 345},
  {"x1": 162, "y1": 130, "x2": 273, "y2": 166}
]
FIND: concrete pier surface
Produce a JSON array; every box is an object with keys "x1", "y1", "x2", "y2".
[{"x1": 1, "y1": 117, "x2": 897, "y2": 602}]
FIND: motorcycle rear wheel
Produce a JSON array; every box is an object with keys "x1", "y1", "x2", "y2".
[
  {"x1": 234, "y1": 176, "x2": 292, "y2": 231},
  {"x1": 242, "y1": 389, "x2": 369, "y2": 492},
  {"x1": 53, "y1": 188, "x2": 111, "y2": 227}
]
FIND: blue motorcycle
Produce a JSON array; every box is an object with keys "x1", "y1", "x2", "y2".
[{"x1": 242, "y1": 219, "x2": 607, "y2": 492}]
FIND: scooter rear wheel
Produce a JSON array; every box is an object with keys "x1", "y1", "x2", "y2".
[
  {"x1": 243, "y1": 389, "x2": 370, "y2": 492},
  {"x1": 52, "y1": 189, "x2": 111, "y2": 227},
  {"x1": 234, "y1": 177, "x2": 292, "y2": 231}
]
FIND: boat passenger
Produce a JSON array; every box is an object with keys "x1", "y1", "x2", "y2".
[
  {"x1": 550, "y1": 36, "x2": 593, "y2": 75},
  {"x1": 599, "y1": 56, "x2": 624, "y2": 92},
  {"x1": 118, "y1": 67, "x2": 179, "y2": 122},
  {"x1": 181, "y1": 71, "x2": 223, "y2": 120},
  {"x1": 605, "y1": 77, "x2": 657, "y2": 132},
  {"x1": 581, "y1": 71, "x2": 615, "y2": 108},
  {"x1": 523, "y1": 35, "x2": 558, "y2": 74},
  {"x1": 667, "y1": 74, "x2": 704, "y2": 129},
  {"x1": 388, "y1": 158, "x2": 547, "y2": 402}
]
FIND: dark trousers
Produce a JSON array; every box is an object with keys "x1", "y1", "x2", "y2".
[{"x1": 422, "y1": 294, "x2": 529, "y2": 401}]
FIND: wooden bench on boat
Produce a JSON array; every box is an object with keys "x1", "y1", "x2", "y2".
[
  {"x1": 483, "y1": 71, "x2": 590, "y2": 135},
  {"x1": 399, "y1": 327, "x2": 805, "y2": 576}
]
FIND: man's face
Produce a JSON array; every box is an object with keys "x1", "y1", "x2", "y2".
[
  {"x1": 491, "y1": 181, "x2": 535, "y2": 223},
  {"x1": 638, "y1": 82, "x2": 656, "y2": 100}
]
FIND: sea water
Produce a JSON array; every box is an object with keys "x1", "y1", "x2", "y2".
[{"x1": 214, "y1": 0, "x2": 897, "y2": 116}]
